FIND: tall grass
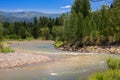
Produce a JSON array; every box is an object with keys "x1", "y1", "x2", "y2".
[
  {"x1": 89, "y1": 70, "x2": 120, "y2": 80},
  {"x1": 0, "y1": 47, "x2": 15, "y2": 53},
  {"x1": 0, "y1": 41, "x2": 15, "y2": 53},
  {"x1": 107, "y1": 58, "x2": 120, "y2": 70},
  {"x1": 88, "y1": 58, "x2": 120, "y2": 80}
]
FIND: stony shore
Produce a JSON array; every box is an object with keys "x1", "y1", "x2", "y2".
[
  {"x1": 0, "y1": 52, "x2": 52, "y2": 69},
  {"x1": 78, "y1": 46, "x2": 120, "y2": 54},
  {"x1": 1, "y1": 40, "x2": 120, "y2": 69},
  {"x1": 60, "y1": 46, "x2": 120, "y2": 54},
  {"x1": 0, "y1": 40, "x2": 54, "y2": 69}
]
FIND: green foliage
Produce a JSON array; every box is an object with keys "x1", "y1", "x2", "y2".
[
  {"x1": 107, "y1": 58, "x2": 120, "y2": 70},
  {"x1": 65, "y1": 10, "x2": 79, "y2": 42},
  {"x1": 1, "y1": 15, "x2": 64, "y2": 40},
  {"x1": 63, "y1": 0, "x2": 120, "y2": 47},
  {"x1": 0, "y1": 47, "x2": 15, "y2": 53},
  {"x1": 0, "y1": 23, "x2": 3, "y2": 41},
  {"x1": 54, "y1": 41, "x2": 64, "y2": 48},
  {"x1": 52, "y1": 26, "x2": 64, "y2": 41},
  {"x1": 32, "y1": 25, "x2": 40, "y2": 39},
  {"x1": 71, "y1": 0, "x2": 90, "y2": 17},
  {"x1": 55, "y1": 14, "x2": 64, "y2": 26},
  {"x1": 112, "y1": 0, "x2": 120, "y2": 7},
  {"x1": 40, "y1": 27, "x2": 52, "y2": 40},
  {"x1": 0, "y1": 41, "x2": 4, "y2": 49},
  {"x1": 88, "y1": 70, "x2": 120, "y2": 80},
  {"x1": 1, "y1": 0, "x2": 120, "y2": 46},
  {"x1": 88, "y1": 58, "x2": 120, "y2": 80},
  {"x1": 64, "y1": 0, "x2": 96, "y2": 46},
  {"x1": 0, "y1": 41, "x2": 14, "y2": 53}
]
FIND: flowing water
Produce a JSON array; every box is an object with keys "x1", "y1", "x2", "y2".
[{"x1": 0, "y1": 41, "x2": 119, "y2": 80}]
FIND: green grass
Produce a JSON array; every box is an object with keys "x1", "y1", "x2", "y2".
[
  {"x1": 88, "y1": 58, "x2": 120, "y2": 80},
  {"x1": 88, "y1": 70, "x2": 120, "y2": 80},
  {"x1": 0, "y1": 41, "x2": 15, "y2": 53},
  {"x1": 0, "y1": 47, "x2": 15, "y2": 53},
  {"x1": 107, "y1": 58, "x2": 120, "y2": 70}
]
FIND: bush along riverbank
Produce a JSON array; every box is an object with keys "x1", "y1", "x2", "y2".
[
  {"x1": 0, "y1": 41, "x2": 14, "y2": 53},
  {"x1": 88, "y1": 58, "x2": 120, "y2": 80},
  {"x1": 0, "y1": 47, "x2": 14, "y2": 53}
]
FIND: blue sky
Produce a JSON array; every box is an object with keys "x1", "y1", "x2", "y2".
[{"x1": 0, "y1": 0, "x2": 112, "y2": 13}]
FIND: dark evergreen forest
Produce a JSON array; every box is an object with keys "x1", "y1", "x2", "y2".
[{"x1": 0, "y1": 15, "x2": 65, "y2": 40}]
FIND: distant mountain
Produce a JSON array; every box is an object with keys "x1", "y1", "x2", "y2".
[
  {"x1": 0, "y1": 11, "x2": 61, "y2": 22},
  {"x1": 0, "y1": 15, "x2": 8, "y2": 21}
]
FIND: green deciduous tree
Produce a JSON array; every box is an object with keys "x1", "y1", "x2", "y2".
[{"x1": 41, "y1": 27, "x2": 51, "y2": 40}]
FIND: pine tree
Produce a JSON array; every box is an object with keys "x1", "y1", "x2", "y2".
[
  {"x1": 32, "y1": 17, "x2": 40, "y2": 39},
  {"x1": 0, "y1": 23, "x2": 3, "y2": 48},
  {"x1": 112, "y1": 0, "x2": 120, "y2": 7},
  {"x1": 71, "y1": 0, "x2": 91, "y2": 17}
]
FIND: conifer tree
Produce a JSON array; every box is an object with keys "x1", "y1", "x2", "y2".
[{"x1": 0, "y1": 23, "x2": 3, "y2": 48}]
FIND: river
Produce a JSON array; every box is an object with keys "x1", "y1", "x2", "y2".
[{"x1": 0, "y1": 40, "x2": 119, "y2": 80}]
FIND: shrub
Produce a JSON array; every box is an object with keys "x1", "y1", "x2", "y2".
[
  {"x1": 88, "y1": 58, "x2": 120, "y2": 80},
  {"x1": 0, "y1": 47, "x2": 15, "y2": 53},
  {"x1": 54, "y1": 41, "x2": 64, "y2": 48},
  {"x1": 88, "y1": 70, "x2": 120, "y2": 80},
  {"x1": 107, "y1": 58, "x2": 120, "y2": 70}
]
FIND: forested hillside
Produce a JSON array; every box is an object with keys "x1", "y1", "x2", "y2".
[
  {"x1": 0, "y1": 15, "x2": 65, "y2": 40},
  {"x1": 0, "y1": 0, "x2": 120, "y2": 49},
  {"x1": 58, "y1": 0, "x2": 120, "y2": 49},
  {"x1": 0, "y1": 11, "x2": 60, "y2": 22}
]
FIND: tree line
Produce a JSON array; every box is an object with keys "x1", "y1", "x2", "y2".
[
  {"x1": 60, "y1": 0, "x2": 120, "y2": 48},
  {"x1": 0, "y1": 0, "x2": 120, "y2": 48},
  {"x1": 0, "y1": 15, "x2": 65, "y2": 40}
]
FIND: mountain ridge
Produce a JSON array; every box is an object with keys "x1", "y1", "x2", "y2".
[{"x1": 0, "y1": 11, "x2": 61, "y2": 22}]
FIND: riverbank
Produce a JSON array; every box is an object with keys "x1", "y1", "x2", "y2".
[
  {"x1": 59, "y1": 46, "x2": 120, "y2": 54},
  {"x1": 0, "y1": 52, "x2": 52, "y2": 69},
  {"x1": 78, "y1": 46, "x2": 120, "y2": 54},
  {"x1": 1, "y1": 40, "x2": 119, "y2": 69}
]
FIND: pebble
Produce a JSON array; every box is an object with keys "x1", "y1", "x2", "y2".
[
  {"x1": 0, "y1": 53, "x2": 52, "y2": 69},
  {"x1": 74, "y1": 46, "x2": 120, "y2": 54}
]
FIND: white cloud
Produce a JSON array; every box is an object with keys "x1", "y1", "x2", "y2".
[
  {"x1": 15, "y1": 9, "x2": 23, "y2": 12},
  {"x1": 61, "y1": 5, "x2": 71, "y2": 9}
]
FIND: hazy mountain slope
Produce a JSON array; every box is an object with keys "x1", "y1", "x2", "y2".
[{"x1": 0, "y1": 11, "x2": 60, "y2": 22}]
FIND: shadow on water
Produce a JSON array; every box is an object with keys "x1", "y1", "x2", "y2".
[{"x1": 0, "y1": 41, "x2": 119, "y2": 80}]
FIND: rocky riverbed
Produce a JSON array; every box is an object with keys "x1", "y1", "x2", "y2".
[
  {"x1": 78, "y1": 46, "x2": 120, "y2": 54},
  {"x1": 0, "y1": 52, "x2": 52, "y2": 69},
  {"x1": 59, "y1": 46, "x2": 120, "y2": 54}
]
